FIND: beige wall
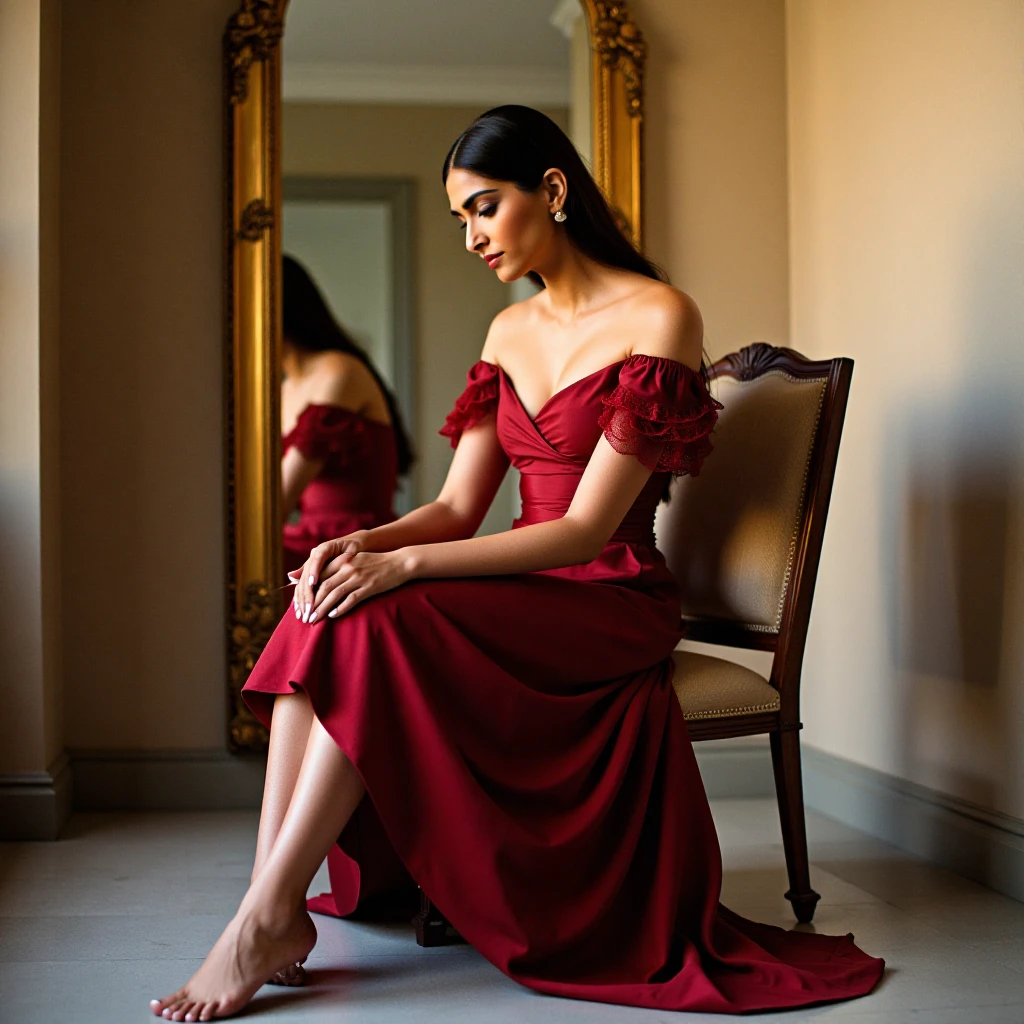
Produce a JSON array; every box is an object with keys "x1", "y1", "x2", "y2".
[
  {"x1": 0, "y1": 0, "x2": 62, "y2": 774},
  {"x1": 634, "y1": 0, "x2": 791, "y2": 357},
  {"x1": 787, "y1": 0, "x2": 1024, "y2": 819},
  {"x1": 59, "y1": 0, "x2": 237, "y2": 751}
]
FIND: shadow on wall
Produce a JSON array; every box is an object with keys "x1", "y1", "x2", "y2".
[{"x1": 881, "y1": 184, "x2": 1023, "y2": 835}]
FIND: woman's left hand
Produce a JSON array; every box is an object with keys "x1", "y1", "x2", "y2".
[{"x1": 307, "y1": 549, "x2": 413, "y2": 622}]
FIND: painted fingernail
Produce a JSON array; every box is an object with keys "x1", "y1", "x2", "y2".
[
  {"x1": 308, "y1": 574, "x2": 314, "y2": 585},
  {"x1": 303, "y1": 602, "x2": 311, "y2": 622},
  {"x1": 309, "y1": 611, "x2": 317, "y2": 624},
  {"x1": 328, "y1": 608, "x2": 340, "y2": 617},
  {"x1": 295, "y1": 606, "x2": 300, "y2": 619}
]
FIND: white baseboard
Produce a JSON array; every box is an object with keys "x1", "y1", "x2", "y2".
[
  {"x1": 0, "y1": 752, "x2": 73, "y2": 840},
  {"x1": 802, "y1": 746, "x2": 1024, "y2": 905}
]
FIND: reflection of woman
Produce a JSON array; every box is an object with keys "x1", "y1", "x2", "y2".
[
  {"x1": 280, "y1": 256, "x2": 414, "y2": 576},
  {"x1": 153, "y1": 107, "x2": 882, "y2": 1020}
]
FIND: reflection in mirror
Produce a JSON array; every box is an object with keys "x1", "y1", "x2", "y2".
[
  {"x1": 277, "y1": 0, "x2": 590, "y2": 567},
  {"x1": 279, "y1": 177, "x2": 416, "y2": 591}
]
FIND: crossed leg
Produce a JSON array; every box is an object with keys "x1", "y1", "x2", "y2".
[
  {"x1": 252, "y1": 692, "x2": 316, "y2": 986},
  {"x1": 150, "y1": 698, "x2": 366, "y2": 1021}
]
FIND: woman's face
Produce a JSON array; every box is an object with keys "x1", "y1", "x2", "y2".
[{"x1": 446, "y1": 168, "x2": 558, "y2": 283}]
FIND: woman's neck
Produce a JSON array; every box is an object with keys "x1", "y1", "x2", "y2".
[{"x1": 532, "y1": 244, "x2": 622, "y2": 327}]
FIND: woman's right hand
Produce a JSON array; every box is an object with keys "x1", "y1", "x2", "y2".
[{"x1": 292, "y1": 530, "x2": 372, "y2": 622}]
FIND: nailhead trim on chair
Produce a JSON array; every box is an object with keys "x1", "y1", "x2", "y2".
[
  {"x1": 682, "y1": 698, "x2": 781, "y2": 721},
  {"x1": 759, "y1": 370, "x2": 827, "y2": 632}
]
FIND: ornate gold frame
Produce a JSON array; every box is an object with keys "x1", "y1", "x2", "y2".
[
  {"x1": 580, "y1": 0, "x2": 647, "y2": 245},
  {"x1": 223, "y1": 0, "x2": 647, "y2": 752}
]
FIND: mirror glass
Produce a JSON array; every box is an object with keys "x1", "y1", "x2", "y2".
[{"x1": 275, "y1": 0, "x2": 594, "y2": 579}]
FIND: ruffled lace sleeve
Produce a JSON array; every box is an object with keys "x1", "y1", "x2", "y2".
[
  {"x1": 438, "y1": 360, "x2": 500, "y2": 448},
  {"x1": 597, "y1": 354, "x2": 723, "y2": 476},
  {"x1": 285, "y1": 404, "x2": 370, "y2": 464}
]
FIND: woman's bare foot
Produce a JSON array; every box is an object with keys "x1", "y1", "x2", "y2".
[{"x1": 149, "y1": 901, "x2": 317, "y2": 1021}]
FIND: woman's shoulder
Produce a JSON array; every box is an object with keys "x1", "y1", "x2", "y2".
[
  {"x1": 622, "y1": 280, "x2": 703, "y2": 370},
  {"x1": 305, "y1": 350, "x2": 373, "y2": 406}
]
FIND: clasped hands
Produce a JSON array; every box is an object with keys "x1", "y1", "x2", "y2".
[{"x1": 290, "y1": 531, "x2": 413, "y2": 624}]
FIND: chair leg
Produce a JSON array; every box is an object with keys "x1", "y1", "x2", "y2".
[
  {"x1": 769, "y1": 728, "x2": 821, "y2": 923},
  {"x1": 412, "y1": 889, "x2": 466, "y2": 947}
]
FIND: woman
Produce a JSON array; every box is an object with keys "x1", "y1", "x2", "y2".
[
  {"x1": 151, "y1": 106, "x2": 883, "y2": 1022},
  {"x1": 280, "y1": 255, "x2": 414, "y2": 576}
]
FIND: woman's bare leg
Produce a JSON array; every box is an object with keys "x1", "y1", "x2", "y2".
[
  {"x1": 252, "y1": 691, "x2": 316, "y2": 985},
  {"x1": 253, "y1": 691, "x2": 314, "y2": 878},
  {"x1": 150, "y1": 715, "x2": 366, "y2": 1022}
]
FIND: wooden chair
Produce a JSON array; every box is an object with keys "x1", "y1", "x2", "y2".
[
  {"x1": 415, "y1": 341, "x2": 853, "y2": 943},
  {"x1": 656, "y1": 341, "x2": 853, "y2": 923}
]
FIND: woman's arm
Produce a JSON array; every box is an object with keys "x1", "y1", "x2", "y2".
[
  {"x1": 357, "y1": 417, "x2": 511, "y2": 551},
  {"x1": 405, "y1": 437, "x2": 653, "y2": 577},
  {"x1": 282, "y1": 448, "x2": 324, "y2": 521}
]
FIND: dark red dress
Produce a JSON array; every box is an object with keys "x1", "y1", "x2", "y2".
[
  {"x1": 245, "y1": 355, "x2": 884, "y2": 1013},
  {"x1": 282, "y1": 404, "x2": 398, "y2": 574}
]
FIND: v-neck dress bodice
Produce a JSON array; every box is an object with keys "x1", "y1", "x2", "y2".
[
  {"x1": 441, "y1": 354, "x2": 720, "y2": 550},
  {"x1": 242, "y1": 353, "x2": 884, "y2": 1015}
]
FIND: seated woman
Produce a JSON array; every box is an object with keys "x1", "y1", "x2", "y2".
[
  {"x1": 151, "y1": 106, "x2": 883, "y2": 1022},
  {"x1": 280, "y1": 254, "x2": 414, "y2": 577}
]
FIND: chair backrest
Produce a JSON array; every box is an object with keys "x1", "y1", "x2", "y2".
[{"x1": 656, "y1": 343, "x2": 852, "y2": 668}]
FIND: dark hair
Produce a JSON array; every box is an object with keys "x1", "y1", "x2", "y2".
[
  {"x1": 442, "y1": 104, "x2": 666, "y2": 289},
  {"x1": 283, "y1": 254, "x2": 415, "y2": 476}
]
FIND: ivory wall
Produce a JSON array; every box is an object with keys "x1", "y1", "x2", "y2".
[
  {"x1": 787, "y1": 0, "x2": 1024, "y2": 821},
  {"x1": 634, "y1": 0, "x2": 791, "y2": 358}
]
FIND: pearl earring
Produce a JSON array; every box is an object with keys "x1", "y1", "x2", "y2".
[{"x1": 553, "y1": 209, "x2": 567, "y2": 223}]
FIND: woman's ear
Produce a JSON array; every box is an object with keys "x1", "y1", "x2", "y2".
[{"x1": 541, "y1": 168, "x2": 568, "y2": 213}]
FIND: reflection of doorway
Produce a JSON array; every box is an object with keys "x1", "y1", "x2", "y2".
[{"x1": 283, "y1": 177, "x2": 416, "y2": 512}]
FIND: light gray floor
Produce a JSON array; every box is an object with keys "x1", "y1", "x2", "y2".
[{"x1": 1, "y1": 799, "x2": 1023, "y2": 1023}]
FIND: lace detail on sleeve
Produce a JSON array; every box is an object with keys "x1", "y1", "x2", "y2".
[
  {"x1": 286, "y1": 405, "x2": 370, "y2": 465},
  {"x1": 597, "y1": 355, "x2": 723, "y2": 476},
  {"x1": 438, "y1": 360, "x2": 500, "y2": 448}
]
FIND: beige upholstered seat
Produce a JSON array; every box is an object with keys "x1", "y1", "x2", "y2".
[{"x1": 670, "y1": 650, "x2": 780, "y2": 721}]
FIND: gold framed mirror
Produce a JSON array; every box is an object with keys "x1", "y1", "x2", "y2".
[{"x1": 223, "y1": 0, "x2": 647, "y2": 753}]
